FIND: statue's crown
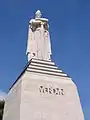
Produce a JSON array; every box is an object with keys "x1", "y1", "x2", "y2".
[{"x1": 35, "y1": 10, "x2": 42, "y2": 18}]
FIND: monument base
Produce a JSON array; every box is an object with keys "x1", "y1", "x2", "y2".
[{"x1": 3, "y1": 59, "x2": 84, "y2": 120}]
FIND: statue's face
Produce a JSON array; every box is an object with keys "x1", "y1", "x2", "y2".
[{"x1": 36, "y1": 13, "x2": 41, "y2": 18}]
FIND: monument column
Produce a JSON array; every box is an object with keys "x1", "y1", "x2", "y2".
[{"x1": 2, "y1": 10, "x2": 84, "y2": 120}]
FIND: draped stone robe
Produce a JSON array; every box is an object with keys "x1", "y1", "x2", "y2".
[{"x1": 26, "y1": 19, "x2": 52, "y2": 61}]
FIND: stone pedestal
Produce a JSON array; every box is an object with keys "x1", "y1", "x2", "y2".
[{"x1": 3, "y1": 59, "x2": 84, "y2": 120}]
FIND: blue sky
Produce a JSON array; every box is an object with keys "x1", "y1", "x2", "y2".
[{"x1": 0, "y1": 0, "x2": 90, "y2": 119}]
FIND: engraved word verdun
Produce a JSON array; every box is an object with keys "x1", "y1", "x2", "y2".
[{"x1": 39, "y1": 85, "x2": 64, "y2": 96}]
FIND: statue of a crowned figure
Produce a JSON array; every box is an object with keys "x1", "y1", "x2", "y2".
[{"x1": 26, "y1": 10, "x2": 52, "y2": 61}]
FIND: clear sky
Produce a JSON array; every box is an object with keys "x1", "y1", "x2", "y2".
[{"x1": 0, "y1": 0, "x2": 90, "y2": 119}]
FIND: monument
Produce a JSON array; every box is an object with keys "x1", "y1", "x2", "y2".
[{"x1": 3, "y1": 10, "x2": 84, "y2": 120}]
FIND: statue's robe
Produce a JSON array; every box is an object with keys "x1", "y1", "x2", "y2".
[{"x1": 26, "y1": 23, "x2": 52, "y2": 61}]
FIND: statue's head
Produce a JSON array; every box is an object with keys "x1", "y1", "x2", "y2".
[{"x1": 35, "y1": 10, "x2": 42, "y2": 18}]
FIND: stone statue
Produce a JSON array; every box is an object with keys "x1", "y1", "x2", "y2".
[{"x1": 26, "y1": 10, "x2": 52, "y2": 61}]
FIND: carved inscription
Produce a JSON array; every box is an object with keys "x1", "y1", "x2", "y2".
[{"x1": 39, "y1": 86, "x2": 64, "y2": 96}]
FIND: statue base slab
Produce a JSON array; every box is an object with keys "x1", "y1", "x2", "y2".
[{"x1": 3, "y1": 59, "x2": 84, "y2": 120}]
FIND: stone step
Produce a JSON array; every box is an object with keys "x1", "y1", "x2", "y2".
[
  {"x1": 30, "y1": 62, "x2": 58, "y2": 69},
  {"x1": 31, "y1": 59, "x2": 55, "y2": 66},
  {"x1": 28, "y1": 65, "x2": 62, "y2": 73},
  {"x1": 27, "y1": 67, "x2": 67, "y2": 77}
]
